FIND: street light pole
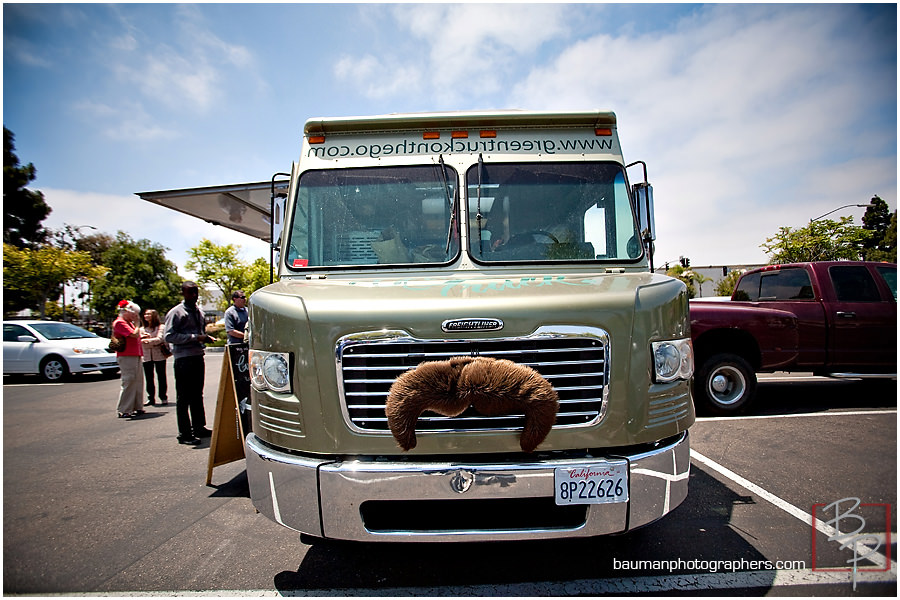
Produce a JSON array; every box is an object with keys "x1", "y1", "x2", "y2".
[{"x1": 810, "y1": 204, "x2": 867, "y2": 222}]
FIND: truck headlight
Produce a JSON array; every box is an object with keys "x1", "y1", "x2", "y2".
[
  {"x1": 652, "y1": 338, "x2": 694, "y2": 383},
  {"x1": 249, "y1": 350, "x2": 292, "y2": 392}
]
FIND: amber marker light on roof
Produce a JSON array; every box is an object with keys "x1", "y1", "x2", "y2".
[
  {"x1": 451, "y1": 131, "x2": 468, "y2": 139},
  {"x1": 595, "y1": 128, "x2": 612, "y2": 136},
  {"x1": 480, "y1": 130, "x2": 497, "y2": 138},
  {"x1": 423, "y1": 131, "x2": 441, "y2": 140},
  {"x1": 308, "y1": 135, "x2": 326, "y2": 144}
]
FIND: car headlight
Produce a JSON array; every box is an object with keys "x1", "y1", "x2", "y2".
[
  {"x1": 652, "y1": 338, "x2": 694, "y2": 383},
  {"x1": 249, "y1": 350, "x2": 291, "y2": 392},
  {"x1": 73, "y1": 347, "x2": 106, "y2": 354}
]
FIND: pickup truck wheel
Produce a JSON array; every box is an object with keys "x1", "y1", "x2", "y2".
[{"x1": 695, "y1": 353, "x2": 756, "y2": 415}]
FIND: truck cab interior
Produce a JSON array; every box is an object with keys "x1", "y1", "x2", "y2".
[{"x1": 285, "y1": 161, "x2": 643, "y2": 268}]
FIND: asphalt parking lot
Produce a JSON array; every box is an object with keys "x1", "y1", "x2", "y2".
[{"x1": 3, "y1": 355, "x2": 896, "y2": 596}]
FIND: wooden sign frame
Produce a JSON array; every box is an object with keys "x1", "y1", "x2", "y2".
[{"x1": 206, "y1": 345, "x2": 250, "y2": 485}]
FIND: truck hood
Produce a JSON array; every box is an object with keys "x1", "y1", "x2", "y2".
[
  {"x1": 258, "y1": 271, "x2": 662, "y2": 340},
  {"x1": 249, "y1": 270, "x2": 691, "y2": 455}
]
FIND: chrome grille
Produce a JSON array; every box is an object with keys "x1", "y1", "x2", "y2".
[{"x1": 336, "y1": 326, "x2": 609, "y2": 433}]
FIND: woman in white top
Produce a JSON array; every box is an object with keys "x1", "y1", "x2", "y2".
[{"x1": 139, "y1": 309, "x2": 170, "y2": 406}]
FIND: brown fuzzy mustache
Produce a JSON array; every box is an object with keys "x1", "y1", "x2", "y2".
[{"x1": 385, "y1": 356, "x2": 559, "y2": 453}]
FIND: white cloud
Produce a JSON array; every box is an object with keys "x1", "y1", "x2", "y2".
[
  {"x1": 73, "y1": 100, "x2": 181, "y2": 142},
  {"x1": 335, "y1": 54, "x2": 423, "y2": 99},
  {"x1": 330, "y1": 4, "x2": 894, "y2": 265},
  {"x1": 125, "y1": 52, "x2": 221, "y2": 112},
  {"x1": 70, "y1": 4, "x2": 259, "y2": 143},
  {"x1": 509, "y1": 5, "x2": 896, "y2": 265},
  {"x1": 398, "y1": 3, "x2": 567, "y2": 55},
  {"x1": 336, "y1": 3, "x2": 570, "y2": 106},
  {"x1": 109, "y1": 33, "x2": 138, "y2": 52},
  {"x1": 4, "y1": 36, "x2": 54, "y2": 68}
]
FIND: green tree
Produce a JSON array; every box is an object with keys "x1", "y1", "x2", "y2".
[
  {"x1": 693, "y1": 271, "x2": 712, "y2": 297},
  {"x1": 881, "y1": 213, "x2": 897, "y2": 262},
  {"x1": 3, "y1": 243, "x2": 103, "y2": 318},
  {"x1": 74, "y1": 230, "x2": 115, "y2": 265},
  {"x1": 3, "y1": 127, "x2": 51, "y2": 248},
  {"x1": 715, "y1": 270, "x2": 743, "y2": 297},
  {"x1": 49, "y1": 226, "x2": 115, "y2": 321},
  {"x1": 666, "y1": 264, "x2": 698, "y2": 299},
  {"x1": 90, "y1": 232, "x2": 182, "y2": 320},
  {"x1": 71, "y1": 230, "x2": 115, "y2": 318},
  {"x1": 862, "y1": 196, "x2": 897, "y2": 262},
  {"x1": 186, "y1": 239, "x2": 269, "y2": 310},
  {"x1": 760, "y1": 217, "x2": 871, "y2": 263},
  {"x1": 245, "y1": 257, "x2": 276, "y2": 292}
]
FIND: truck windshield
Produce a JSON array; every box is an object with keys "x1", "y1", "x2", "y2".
[
  {"x1": 286, "y1": 164, "x2": 459, "y2": 268},
  {"x1": 465, "y1": 162, "x2": 641, "y2": 262}
]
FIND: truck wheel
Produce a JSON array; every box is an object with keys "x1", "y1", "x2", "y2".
[
  {"x1": 40, "y1": 355, "x2": 69, "y2": 382},
  {"x1": 694, "y1": 353, "x2": 756, "y2": 415}
]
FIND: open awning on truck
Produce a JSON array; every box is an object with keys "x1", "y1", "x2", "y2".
[{"x1": 137, "y1": 179, "x2": 288, "y2": 243}]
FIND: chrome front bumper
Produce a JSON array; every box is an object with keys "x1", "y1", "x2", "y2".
[{"x1": 245, "y1": 431, "x2": 690, "y2": 542}]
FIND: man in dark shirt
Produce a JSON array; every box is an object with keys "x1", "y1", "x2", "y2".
[
  {"x1": 164, "y1": 281, "x2": 216, "y2": 445},
  {"x1": 224, "y1": 290, "x2": 248, "y2": 345}
]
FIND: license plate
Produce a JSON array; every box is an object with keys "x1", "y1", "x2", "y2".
[{"x1": 554, "y1": 462, "x2": 629, "y2": 505}]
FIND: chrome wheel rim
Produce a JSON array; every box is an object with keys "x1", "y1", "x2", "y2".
[{"x1": 707, "y1": 365, "x2": 746, "y2": 406}]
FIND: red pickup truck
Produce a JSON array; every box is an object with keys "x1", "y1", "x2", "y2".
[{"x1": 689, "y1": 261, "x2": 896, "y2": 414}]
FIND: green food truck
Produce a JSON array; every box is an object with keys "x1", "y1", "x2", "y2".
[{"x1": 242, "y1": 110, "x2": 695, "y2": 542}]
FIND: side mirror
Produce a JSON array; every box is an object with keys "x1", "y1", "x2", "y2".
[
  {"x1": 270, "y1": 172, "x2": 291, "y2": 283},
  {"x1": 17, "y1": 335, "x2": 38, "y2": 343},
  {"x1": 626, "y1": 160, "x2": 656, "y2": 270},
  {"x1": 632, "y1": 182, "x2": 656, "y2": 243}
]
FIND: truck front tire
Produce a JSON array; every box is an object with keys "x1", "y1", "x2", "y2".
[{"x1": 694, "y1": 353, "x2": 756, "y2": 415}]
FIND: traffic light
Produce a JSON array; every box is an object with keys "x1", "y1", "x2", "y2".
[{"x1": 680, "y1": 257, "x2": 690, "y2": 268}]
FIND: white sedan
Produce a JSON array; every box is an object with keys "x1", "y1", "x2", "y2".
[{"x1": 3, "y1": 320, "x2": 120, "y2": 382}]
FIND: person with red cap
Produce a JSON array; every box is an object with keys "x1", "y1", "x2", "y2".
[{"x1": 113, "y1": 300, "x2": 144, "y2": 418}]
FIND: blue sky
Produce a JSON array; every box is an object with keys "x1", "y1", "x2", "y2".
[{"x1": 4, "y1": 3, "x2": 897, "y2": 277}]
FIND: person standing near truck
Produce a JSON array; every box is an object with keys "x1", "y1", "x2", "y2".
[
  {"x1": 139, "y1": 309, "x2": 169, "y2": 406},
  {"x1": 113, "y1": 300, "x2": 144, "y2": 419},
  {"x1": 165, "y1": 281, "x2": 216, "y2": 445},
  {"x1": 223, "y1": 290, "x2": 248, "y2": 346}
]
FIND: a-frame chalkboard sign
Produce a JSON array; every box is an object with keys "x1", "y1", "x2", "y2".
[{"x1": 206, "y1": 345, "x2": 252, "y2": 485}]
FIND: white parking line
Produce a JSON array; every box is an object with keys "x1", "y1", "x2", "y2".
[
  {"x1": 691, "y1": 450, "x2": 896, "y2": 573},
  {"x1": 698, "y1": 409, "x2": 896, "y2": 422},
  {"x1": 758, "y1": 375, "x2": 847, "y2": 382}
]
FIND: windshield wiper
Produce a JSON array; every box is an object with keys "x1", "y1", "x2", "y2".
[
  {"x1": 438, "y1": 155, "x2": 452, "y2": 209},
  {"x1": 439, "y1": 155, "x2": 458, "y2": 254},
  {"x1": 476, "y1": 153, "x2": 485, "y2": 256}
]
